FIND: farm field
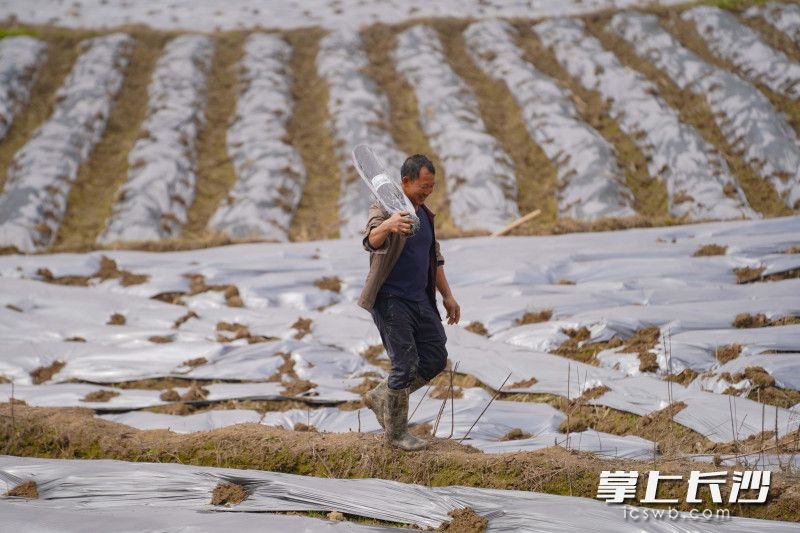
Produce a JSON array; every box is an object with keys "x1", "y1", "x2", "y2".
[{"x1": 1, "y1": 0, "x2": 800, "y2": 531}]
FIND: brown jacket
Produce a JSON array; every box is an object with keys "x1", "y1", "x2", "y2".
[{"x1": 357, "y1": 201, "x2": 444, "y2": 318}]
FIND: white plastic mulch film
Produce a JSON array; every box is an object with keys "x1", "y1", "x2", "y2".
[
  {"x1": 0, "y1": 33, "x2": 134, "y2": 252},
  {"x1": 684, "y1": 6, "x2": 800, "y2": 101},
  {"x1": 392, "y1": 24, "x2": 521, "y2": 232},
  {"x1": 607, "y1": 11, "x2": 800, "y2": 212},
  {"x1": 2, "y1": 456, "x2": 799, "y2": 532},
  {"x1": 463, "y1": 20, "x2": 635, "y2": 221},
  {"x1": 208, "y1": 33, "x2": 307, "y2": 242},
  {"x1": 746, "y1": 2, "x2": 800, "y2": 48},
  {"x1": 1, "y1": 216, "x2": 800, "y2": 453},
  {"x1": 533, "y1": 18, "x2": 757, "y2": 221},
  {"x1": 316, "y1": 28, "x2": 406, "y2": 239},
  {"x1": 98, "y1": 34, "x2": 214, "y2": 244},
  {"x1": 0, "y1": 36, "x2": 47, "y2": 141}
]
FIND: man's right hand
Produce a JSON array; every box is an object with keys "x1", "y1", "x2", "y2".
[
  {"x1": 383, "y1": 211, "x2": 412, "y2": 235},
  {"x1": 368, "y1": 211, "x2": 411, "y2": 250}
]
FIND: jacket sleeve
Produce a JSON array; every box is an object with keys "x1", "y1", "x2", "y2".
[
  {"x1": 361, "y1": 202, "x2": 391, "y2": 254},
  {"x1": 435, "y1": 239, "x2": 444, "y2": 266}
]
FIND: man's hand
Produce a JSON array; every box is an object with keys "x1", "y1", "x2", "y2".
[
  {"x1": 382, "y1": 211, "x2": 413, "y2": 235},
  {"x1": 442, "y1": 295, "x2": 460, "y2": 325}
]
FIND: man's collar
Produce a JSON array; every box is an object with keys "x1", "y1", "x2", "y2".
[{"x1": 420, "y1": 203, "x2": 435, "y2": 218}]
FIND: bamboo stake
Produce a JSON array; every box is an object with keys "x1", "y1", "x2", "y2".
[
  {"x1": 490, "y1": 209, "x2": 541, "y2": 237},
  {"x1": 459, "y1": 372, "x2": 512, "y2": 443}
]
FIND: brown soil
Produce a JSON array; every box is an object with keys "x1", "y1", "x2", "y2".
[
  {"x1": 215, "y1": 321, "x2": 276, "y2": 344},
  {"x1": 36, "y1": 255, "x2": 149, "y2": 287},
  {"x1": 53, "y1": 31, "x2": 168, "y2": 248},
  {"x1": 438, "y1": 507, "x2": 487, "y2": 532},
  {"x1": 173, "y1": 310, "x2": 199, "y2": 328},
  {"x1": 5, "y1": 480, "x2": 38, "y2": 499},
  {"x1": 464, "y1": 321, "x2": 488, "y2": 336},
  {"x1": 507, "y1": 377, "x2": 538, "y2": 389},
  {"x1": 293, "y1": 422, "x2": 318, "y2": 432},
  {"x1": 693, "y1": 244, "x2": 727, "y2": 257},
  {"x1": 107, "y1": 313, "x2": 126, "y2": 325},
  {"x1": 436, "y1": 20, "x2": 557, "y2": 232},
  {"x1": 148, "y1": 335, "x2": 174, "y2": 343},
  {"x1": 285, "y1": 28, "x2": 341, "y2": 242},
  {"x1": 553, "y1": 326, "x2": 624, "y2": 365},
  {"x1": 181, "y1": 357, "x2": 208, "y2": 368},
  {"x1": 5, "y1": 304, "x2": 23, "y2": 312},
  {"x1": 313, "y1": 276, "x2": 342, "y2": 293},
  {"x1": 785, "y1": 246, "x2": 800, "y2": 254},
  {"x1": 359, "y1": 344, "x2": 385, "y2": 364},
  {"x1": 267, "y1": 352, "x2": 298, "y2": 382},
  {"x1": 292, "y1": 317, "x2": 312, "y2": 340},
  {"x1": 500, "y1": 428, "x2": 531, "y2": 441},
  {"x1": 182, "y1": 32, "x2": 246, "y2": 239},
  {"x1": 515, "y1": 309, "x2": 553, "y2": 326},
  {"x1": 159, "y1": 389, "x2": 181, "y2": 402},
  {"x1": 282, "y1": 379, "x2": 317, "y2": 397},
  {"x1": 30, "y1": 360, "x2": 65, "y2": 384},
  {"x1": 65, "y1": 336, "x2": 86, "y2": 342},
  {"x1": 735, "y1": 266, "x2": 766, "y2": 283},
  {"x1": 349, "y1": 377, "x2": 380, "y2": 396},
  {"x1": 210, "y1": 481, "x2": 248, "y2": 506},
  {"x1": 81, "y1": 390, "x2": 120, "y2": 402},
  {"x1": 4, "y1": 403, "x2": 799, "y2": 521}
]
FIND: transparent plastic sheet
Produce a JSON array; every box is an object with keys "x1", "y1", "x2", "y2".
[
  {"x1": 351, "y1": 144, "x2": 419, "y2": 235},
  {"x1": 1, "y1": 456, "x2": 798, "y2": 532},
  {"x1": 746, "y1": 2, "x2": 800, "y2": 47}
]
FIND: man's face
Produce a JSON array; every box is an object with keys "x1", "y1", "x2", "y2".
[{"x1": 401, "y1": 167, "x2": 435, "y2": 207}]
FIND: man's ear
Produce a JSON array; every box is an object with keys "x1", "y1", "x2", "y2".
[{"x1": 401, "y1": 176, "x2": 409, "y2": 185}]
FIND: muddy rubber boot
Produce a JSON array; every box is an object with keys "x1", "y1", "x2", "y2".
[
  {"x1": 365, "y1": 379, "x2": 389, "y2": 429},
  {"x1": 366, "y1": 375, "x2": 427, "y2": 430},
  {"x1": 384, "y1": 387, "x2": 428, "y2": 451}
]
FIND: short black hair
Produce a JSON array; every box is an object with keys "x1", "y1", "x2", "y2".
[{"x1": 400, "y1": 154, "x2": 435, "y2": 181}]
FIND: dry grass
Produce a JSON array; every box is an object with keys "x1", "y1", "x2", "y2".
[
  {"x1": 507, "y1": 377, "x2": 538, "y2": 389},
  {"x1": 182, "y1": 32, "x2": 247, "y2": 238},
  {"x1": 148, "y1": 335, "x2": 173, "y2": 343},
  {"x1": 313, "y1": 276, "x2": 342, "y2": 293},
  {"x1": 359, "y1": 344, "x2": 385, "y2": 364},
  {"x1": 715, "y1": 343, "x2": 742, "y2": 364},
  {"x1": 8, "y1": 403, "x2": 799, "y2": 521},
  {"x1": 30, "y1": 360, "x2": 65, "y2": 384},
  {"x1": 0, "y1": 27, "x2": 94, "y2": 192},
  {"x1": 514, "y1": 309, "x2": 552, "y2": 326},
  {"x1": 5, "y1": 480, "x2": 38, "y2": 499},
  {"x1": 734, "y1": 312, "x2": 800, "y2": 328},
  {"x1": 499, "y1": 428, "x2": 531, "y2": 441},
  {"x1": 285, "y1": 28, "x2": 341, "y2": 242},
  {"x1": 590, "y1": 13, "x2": 790, "y2": 218},
  {"x1": 734, "y1": 266, "x2": 766, "y2": 283},
  {"x1": 664, "y1": 368, "x2": 698, "y2": 386},
  {"x1": 438, "y1": 507, "x2": 487, "y2": 532},
  {"x1": 361, "y1": 23, "x2": 457, "y2": 236},
  {"x1": 215, "y1": 321, "x2": 276, "y2": 343},
  {"x1": 464, "y1": 321, "x2": 489, "y2": 336},
  {"x1": 435, "y1": 20, "x2": 557, "y2": 232},
  {"x1": 81, "y1": 390, "x2": 120, "y2": 402},
  {"x1": 211, "y1": 481, "x2": 248, "y2": 506},
  {"x1": 693, "y1": 244, "x2": 727, "y2": 257},
  {"x1": 663, "y1": 11, "x2": 799, "y2": 213},
  {"x1": 515, "y1": 23, "x2": 669, "y2": 221},
  {"x1": 53, "y1": 30, "x2": 169, "y2": 248},
  {"x1": 181, "y1": 357, "x2": 208, "y2": 368}
]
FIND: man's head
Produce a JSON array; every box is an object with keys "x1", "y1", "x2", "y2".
[{"x1": 400, "y1": 154, "x2": 435, "y2": 207}]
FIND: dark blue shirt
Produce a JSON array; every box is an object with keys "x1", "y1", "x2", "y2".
[{"x1": 379, "y1": 205, "x2": 433, "y2": 302}]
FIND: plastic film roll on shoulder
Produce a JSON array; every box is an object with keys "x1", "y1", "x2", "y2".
[{"x1": 352, "y1": 144, "x2": 420, "y2": 236}]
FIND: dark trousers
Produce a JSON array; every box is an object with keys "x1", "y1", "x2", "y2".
[{"x1": 370, "y1": 293, "x2": 448, "y2": 390}]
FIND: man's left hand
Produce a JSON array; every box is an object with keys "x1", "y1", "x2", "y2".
[{"x1": 442, "y1": 295, "x2": 460, "y2": 325}]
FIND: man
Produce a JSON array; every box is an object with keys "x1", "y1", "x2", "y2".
[{"x1": 357, "y1": 154, "x2": 460, "y2": 451}]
